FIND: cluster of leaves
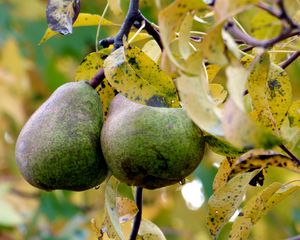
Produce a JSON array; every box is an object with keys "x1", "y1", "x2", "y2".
[{"x1": 13, "y1": 0, "x2": 300, "y2": 239}]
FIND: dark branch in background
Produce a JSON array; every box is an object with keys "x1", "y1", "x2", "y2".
[
  {"x1": 280, "y1": 51, "x2": 300, "y2": 69},
  {"x1": 280, "y1": 144, "x2": 300, "y2": 164},
  {"x1": 129, "y1": 186, "x2": 143, "y2": 240},
  {"x1": 89, "y1": 0, "x2": 163, "y2": 89},
  {"x1": 277, "y1": 0, "x2": 298, "y2": 29},
  {"x1": 256, "y1": 2, "x2": 281, "y2": 18}
]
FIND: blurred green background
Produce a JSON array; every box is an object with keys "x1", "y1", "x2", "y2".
[{"x1": 1, "y1": 0, "x2": 300, "y2": 239}]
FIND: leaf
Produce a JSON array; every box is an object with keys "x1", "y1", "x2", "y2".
[
  {"x1": 201, "y1": 23, "x2": 228, "y2": 66},
  {"x1": 178, "y1": 13, "x2": 193, "y2": 60},
  {"x1": 142, "y1": 40, "x2": 161, "y2": 63},
  {"x1": 0, "y1": 199, "x2": 23, "y2": 227},
  {"x1": 158, "y1": 0, "x2": 208, "y2": 70},
  {"x1": 46, "y1": 0, "x2": 80, "y2": 35},
  {"x1": 206, "y1": 64, "x2": 222, "y2": 82},
  {"x1": 288, "y1": 100, "x2": 300, "y2": 128},
  {"x1": 116, "y1": 197, "x2": 138, "y2": 223},
  {"x1": 108, "y1": 0, "x2": 123, "y2": 16},
  {"x1": 204, "y1": 135, "x2": 245, "y2": 157},
  {"x1": 102, "y1": 177, "x2": 125, "y2": 240},
  {"x1": 103, "y1": 46, "x2": 179, "y2": 107},
  {"x1": 213, "y1": 157, "x2": 237, "y2": 192},
  {"x1": 75, "y1": 49, "x2": 117, "y2": 118},
  {"x1": 207, "y1": 169, "x2": 260, "y2": 238},
  {"x1": 176, "y1": 70, "x2": 224, "y2": 136},
  {"x1": 214, "y1": 0, "x2": 259, "y2": 23},
  {"x1": 222, "y1": 98, "x2": 281, "y2": 149},
  {"x1": 209, "y1": 83, "x2": 227, "y2": 105},
  {"x1": 230, "y1": 149, "x2": 300, "y2": 177},
  {"x1": 40, "y1": 13, "x2": 118, "y2": 44},
  {"x1": 229, "y1": 182, "x2": 300, "y2": 239},
  {"x1": 138, "y1": 219, "x2": 167, "y2": 240},
  {"x1": 226, "y1": 64, "x2": 248, "y2": 111}
]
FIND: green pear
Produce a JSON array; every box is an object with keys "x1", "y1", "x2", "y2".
[
  {"x1": 15, "y1": 81, "x2": 108, "y2": 191},
  {"x1": 101, "y1": 94, "x2": 205, "y2": 189}
]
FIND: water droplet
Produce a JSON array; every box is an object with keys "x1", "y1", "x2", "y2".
[
  {"x1": 179, "y1": 179, "x2": 186, "y2": 185},
  {"x1": 94, "y1": 185, "x2": 100, "y2": 190}
]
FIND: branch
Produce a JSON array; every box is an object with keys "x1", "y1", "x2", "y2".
[
  {"x1": 277, "y1": 0, "x2": 298, "y2": 29},
  {"x1": 279, "y1": 144, "x2": 300, "y2": 164},
  {"x1": 129, "y1": 186, "x2": 143, "y2": 240},
  {"x1": 279, "y1": 51, "x2": 300, "y2": 69},
  {"x1": 256, "y1": 2, "x2": 281, "y2": 19}
]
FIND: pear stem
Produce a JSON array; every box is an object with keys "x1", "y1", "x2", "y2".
[{"x1": 129, "y1": 186, "x2": 143, "y2": 240}]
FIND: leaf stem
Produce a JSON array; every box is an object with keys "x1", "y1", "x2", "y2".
[
  {"x1": 129, "y1": 186, "x2": 143, "y2": 240},
  {"x1": 279, "y1": 144, "x2": 300, "y2": 164}
]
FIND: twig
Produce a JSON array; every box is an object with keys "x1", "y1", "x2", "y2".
[
  {"x1": 256, "y1": 2, "x2": 281, "y2": 18},
  {"x1": 279, "y1": 144, "x2": 300, "y2": 164},
  {"x1": 277, "y1": 0, "x2": 298, "y2": 29},
  {"x1": 129, "y1": 186, "x2": 143, "y2": 240},
  {"x1": 279, "y1": 51, "x2": 300, "y2": 69},
  {"x1": 89, "y1": 68, "x2": 105, "y2": 89}
]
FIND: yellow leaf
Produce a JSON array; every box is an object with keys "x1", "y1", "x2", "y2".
[
  {"x1": 207, "y1": 169, "x2": 260, "y2": 238},
  {"x1": 214, "y1": 0, "x2": 259, "y2": 23},
  {"x1": 213, "y1": 157, "x2": 238, "y2": 192},
  {"x1": 39, "y1": 13, "x2": 119, "y2": 44},
  {"x1": 201, "y1": 23, "x2": 227, "y2": 66},
  {"x1": 206, "y1": 64, "x2": 222, "y2": 82},
  {"x1": 228, "y1": 217, "x2": 252, "y2": 240},
  {"x1": 103, "y1": 46, "x2": 179, "y2": 107},
  {"x1": 230, "y1": 149, "x2": 300, "y2": 177},
  {"x1": 75, "y1": 49, "x2": 117, "y2": 118},
  {"x1": 116, "y1": 197, "x2": 138, "y2": 223},
  {"x1": 288, "y1": 100, "x2": 300, "y2": 128},
  {"x1": 108, "y1": 0, "x2": 123, "y2": 16},
  {"x1": 142, "y1": 40, "x2": 161, "y2": 63},
  {"x1": 158, "y1": 0, "x2": 208, "y2": 70},
  {"x1": 209, "y1": 83, "x2": 227, "y2": 105},
  {"x1": 178, "y1": 13, "x2": 194, "y2": 60},
  {"x1": 138, "y1": 219, "x2": 167, "y2": 240},
  {"x1": 176, "y1": 70, "x2": 224, "y2": 136},
  {"x1": 222, "y1": 99, "x2": 281, "y2": 149}
]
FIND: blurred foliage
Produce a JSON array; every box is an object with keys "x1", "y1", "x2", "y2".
[{"x1": 2, "y1": 0, "x2": 300, "y2": 239}]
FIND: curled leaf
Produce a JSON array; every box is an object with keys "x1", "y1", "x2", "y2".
[{"x1": 46, "y1": 0, "x2": 80, "y2": 35}]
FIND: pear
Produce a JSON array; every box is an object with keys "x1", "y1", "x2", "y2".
[
  {"x1": 15, "y1": 81, "x2": 108, "y2": 191},
  {"x1": 101, "y1": 94, "x2": 205, "y2": 189}
]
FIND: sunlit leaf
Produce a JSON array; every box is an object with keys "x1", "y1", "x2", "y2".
[
  {"x1": 222, "y1": 99, "x2": 281, "y2": 149},
  {"x1": 138, "y1": 219, "x2": 167, "y2": 240},
  {"x1": 204, "y1": 135, "x2": 245, "y2": 157},
  {"x1": 178, "y1": 13, "x2": 193, "y2": 60},
  {"x1": 158, "y1": 0, "x2": 208, "y2": 70},
  {"x1": 75, "y1": 49, "x2": 117, "y2": 118},
  {"x1": 40, "y1": 13, "x2": 118, "y2": 44},
  {"x1": 142, "y1": 40, "x2": 161, "y2": 63},
  {"x1": 288, "y1": 100, "x2": 300, "y2": 128},
  {"x1": 102, "y1": 177, "x2": 125, "y2": 240},
  {"x1": 213, "y1": 157, "x2": 237, "y2": 192},
  {"x1": 116, "y1": 197, "x2": 138, "y2": 223},
  {"x1": 214, "y1": 0, "x2": 259, "y2": 23},
  {"x1": 228, "y1": 217, "x2": 252, "y2": 240},
  {"x1": 230, "y1": 149, "x2": 300, "y2": 177},
  {"x1": 206, "y1": 64, "x2": 222, "y2": 82},
  {"x1": 108, "y1": 0, "x2": 122, "y2": 16},
  {"x1": 176, "y1": 69, "x2": 224, "y2": 136},
  {"x1": 226, "y1": 63, "x2": 248, "y2": 111},
  {"x1": 207, "y1": 169, "x2": 260, "y2": 238},
  {"x1": 46, "y1": 0, "x2": 80, "y2": 35},
  {"x1": 201, "y1": 23, "x2": 227, "y2": 66},
  {"x1": 103, "y1": 46, "x2": 179, "y2": 107}
]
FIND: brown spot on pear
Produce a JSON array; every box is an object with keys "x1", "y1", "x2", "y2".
[
  {"x1": 15, "y1": 81, "x2": 108, "y2": 191},
  {"x1": 101, "y1": 94, "x2": 205, "y2": 189}
]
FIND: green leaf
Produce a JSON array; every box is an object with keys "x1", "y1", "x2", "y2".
[
  {"x1": 75, "y1": 49, "x2": 117, "y2": 118},
  {"x1": 207, "y1": 169, "x2": 260, "y2": 238},
  {"x1": 40, "y1": 13, "x2": 119, "y2": 44},
  {"x1": 230, "y1": 149, "x2": 300, "y2": 177},
  {"x1": 176, "y1": 70, "x2": 224, "y2": 136},
  {"x1": 204, "y1": 135, "x2": 245, "y2": 157},
  {"x1": 102, "y1": 177, "x2": 125, "y2": 240},
  {"x1": 158, "y1": 0, "x2": 208, "y2": 70},
  {"x1": 103, "y1": 46, "x2": 179, "y2": 107},
  {"x1": 288, "y1": 100, "x2": 300, "y2": 128},
  {"x1": 46, "y1": 0, "x2": 80, "y2": 35},
  {"x1": 138, "y1": 219, "x2": 167, "y2": 240}
]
